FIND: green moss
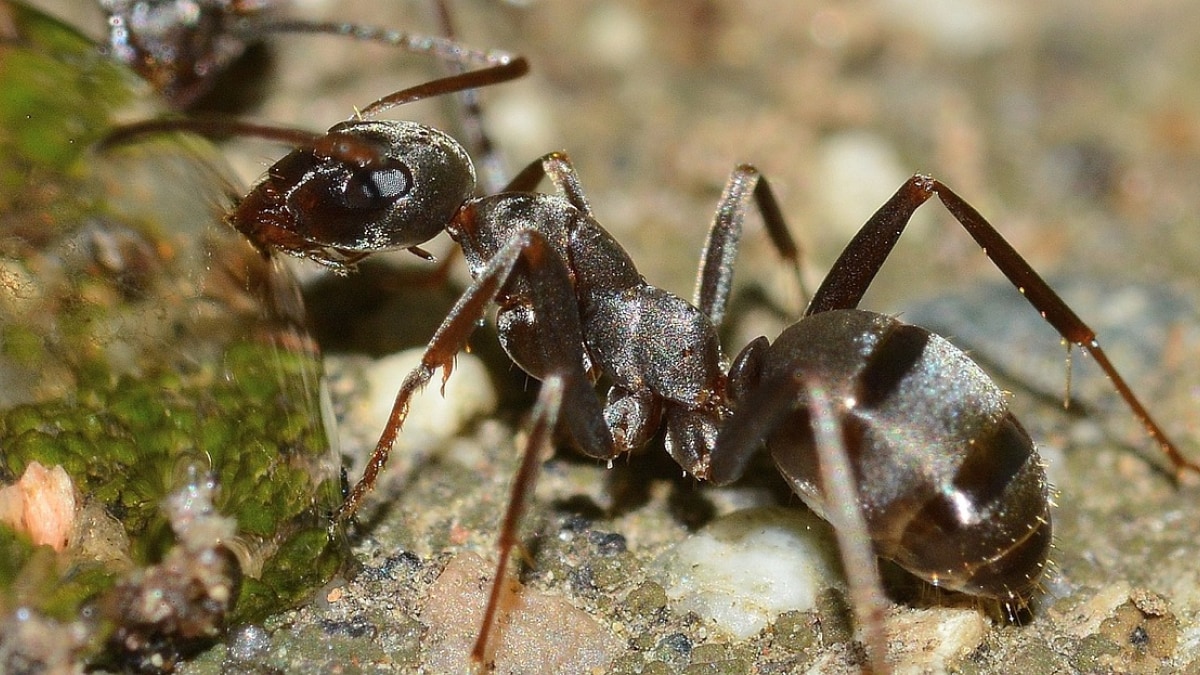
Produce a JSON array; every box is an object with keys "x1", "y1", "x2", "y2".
[
  {"x1": 0, "y1": 525, "x2": 34, "y2": 587},
  {"x1": 242, "y1": 524, "x2": 346, "y2": 623},
  {"x1": 0, "y1": 2, "x2": 348, "y2": 667},
  {"x1": 1, "y1": 325, "x2": 45, "y2": 365},
  {"x1": 1, "y1": 341, "x2": 334, "y2": 554}
]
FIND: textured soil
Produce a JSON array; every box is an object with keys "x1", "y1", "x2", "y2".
[{"x1": 28, "y1": 1, "x2": 1200, "y2": 673}]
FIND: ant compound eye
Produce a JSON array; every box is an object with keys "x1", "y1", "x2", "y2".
[
  {"x1": 340, "y1": 162, "x2": 414, "y2": 209},
  {"x1": 367, "y1": 165, "x2": 413, "y2": 199}
]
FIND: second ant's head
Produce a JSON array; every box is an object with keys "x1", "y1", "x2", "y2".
[
  {"x1": 229, "y1": 119, "x2": 476, "y2": 271},
  {"x1": 102, "y1": 0, "x2": 250, "y2": 110}
]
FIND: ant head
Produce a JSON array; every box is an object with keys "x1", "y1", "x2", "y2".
[
  {"x1": 99, "y1": 58, "x2": 527, "y2": 270},
  {"x1": 102, "y1": 0, "x2": 250, "y2": 109},
  {"x1": 229, "y1": 119, "x2": 475, "y2": 270}
]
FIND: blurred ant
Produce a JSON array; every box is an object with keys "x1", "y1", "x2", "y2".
[
  {"x1": 98, "y1": 0, "x2": 510, "y2": 190},
  {"x1": 99, "y1": 0, "x2": 492, "y2": 109},
  {"x1": 99, "y1": 0, "x2": 266, "y2": 110},
  {"x1": 104, "y1": 56, "x2": 1198, "y2": 674}
]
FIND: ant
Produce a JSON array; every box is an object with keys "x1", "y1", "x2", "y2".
[
  {"x1": 105, "y1": 60, "x2": 1198, "y2": 675},
  {"x1": 99, "y1": 0, "x2": 494, "y2": 109},
  {"x1": 97, "y1": 0, "x2": 511, "y2": 191},
  {"x1": 99, "y1": 0, "x2": 266, "y2": 110}
]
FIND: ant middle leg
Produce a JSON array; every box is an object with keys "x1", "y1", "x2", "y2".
[
  {"x1": 503, "y1": 158, "x2": 811, "y2": 328},
  {"x1": 693, "y1": 164, "x2": 807, "y2": 327},
  {"x1": 807, "y1": 174, "x2": 1198, "y2": 477}
]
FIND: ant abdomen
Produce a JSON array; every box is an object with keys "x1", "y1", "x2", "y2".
[{"x1": 733, "y1": 309, "x2": 1052, "y2": 604}]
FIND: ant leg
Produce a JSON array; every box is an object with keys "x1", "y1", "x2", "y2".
[
  {"x1": 471, "y1": 375, "x2": 564, "y2": 665},
  {"x1": 708, "y1": 371, "x2": 892, "y2": 672},
  {"x1": 501, "y1": 152, "x2": 594, "y2": 217},
  {"x1": 804, "y1": 378, "x2": 892, "y2": 675},
  {"x1": 804, "y1": 175, "x2": 936, "y2": 317},
  {"x1": 709, "y1": 365, "x2": 802, "y2": 486},
  {"x1": 511, "y1": 161, "x2": 812, "y2": 333},
  {"x1": 693, "y1": 164, "x2": 807, "y2": 327},
  {"x1": 335, "y1": 228, "x2": 612, "y2": 522},
  {"x1": 428, "y1": 0, "x2": 509, "y2": 194},
  {"x1": 807, "y1": 174, "x2": 1197, "y2": 477}
]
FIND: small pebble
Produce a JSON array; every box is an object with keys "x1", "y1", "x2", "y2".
[
  {"x1": 655, "y1": 506, "x2": 841, "y2": 640},
  {"x1": 226, "y1": 624, "x2": 271, "y2": 662},
  {"x1": 351, "y1": 349, "x2": 497, "y2": 456}
]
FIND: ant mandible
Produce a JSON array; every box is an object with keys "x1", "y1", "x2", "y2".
[{"x1": 105, "y1": 58, "x2": 1199, "y2": 673}]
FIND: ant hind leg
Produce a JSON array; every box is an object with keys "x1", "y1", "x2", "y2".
[{"x1": 806, "y1": 174, "x2": 1197, "y2": 479}]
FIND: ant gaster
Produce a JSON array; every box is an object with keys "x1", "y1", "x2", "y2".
[{"x1": 106, "y1": 60, "x2": 1199, "y2": 673}]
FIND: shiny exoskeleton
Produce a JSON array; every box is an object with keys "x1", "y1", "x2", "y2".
[
  {"x1": 717, "y1": 309, "x2": 1051, "y2": 599},
  {"x1": 106, "y1": 61, "x2": 1197, "y2": 673}
]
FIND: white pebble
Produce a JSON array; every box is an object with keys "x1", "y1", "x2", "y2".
[
  {"x1": 654, "y1": 506, "x2": 841, "y2": 639},
  {"x1": 817, "y1": 131, "x2": 911, "y2": 240},
  {"x1": 359, "y1": 349, "x2": 497, "y2": 454},
  {"x1": 880, "y1": 0, "x2": 1018, "y2": 55}
]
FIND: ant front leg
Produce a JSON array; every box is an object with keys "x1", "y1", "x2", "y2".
[
  {"x1": 335, "y1": 228, "x2": 613, "y2": 523},
  {"x1": 809, "y1": 174, "x2": 1198, "y2": 478},
  {"x1": 336, "y1": 227, "x2": 619, "y2": 665},
  {"x1": 470, "y1": 373, "x2": 565, "y2": 665},
  {"x1": 491, "y1": 153, "x2": 684, "y2": 454}
]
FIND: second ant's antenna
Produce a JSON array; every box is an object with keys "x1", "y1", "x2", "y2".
[{"x1": 98, "y1": 60, "x2": 529, "y2": 157}]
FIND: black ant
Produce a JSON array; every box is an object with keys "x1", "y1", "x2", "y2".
[
  {"x1": 97, "y1": 0, "x2": 511, "y2": 192},
  {"x1": 98, "y1": 0, "x2": 496, "y2": 109},
  {"x1": 105, "y1": 59, "x2": 1198, "y2": 673},
  {"x1": 99, "y1": 0, "x2": 263, "y2": 110}
]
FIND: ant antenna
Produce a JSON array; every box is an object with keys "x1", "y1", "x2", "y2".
[
  {"x1": 358, "y1": 59, "x2": 528, "y2": 119},
  {"x1": 97, "y1": 119, "x2": 320, "y2": 152},
  {"x1": 239, "y1": 18, "x2": 515, "y2": 72},
  {"x1": 429, "y1": 0, "x2": 509, "y2": 193}
]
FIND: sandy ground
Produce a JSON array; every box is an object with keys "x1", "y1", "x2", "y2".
[{"x1": 26, "y1": 0, "x2": 1200, "y2": 672}]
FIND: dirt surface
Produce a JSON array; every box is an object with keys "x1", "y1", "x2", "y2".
[{"x1": 26, "y1": 1, "x2": 1200, "y2": 672}]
